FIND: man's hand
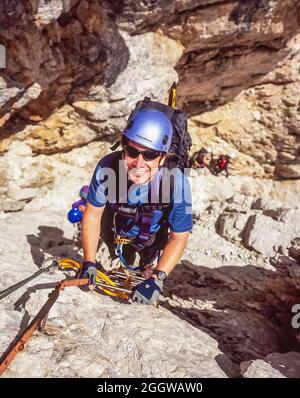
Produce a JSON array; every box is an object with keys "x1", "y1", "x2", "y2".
[
  {"x1": 132, "y1": 277, "x2": 163, "y2": 305},
  {"x1": 78, "y1": 261, "x2": 97, "y2": 290}
]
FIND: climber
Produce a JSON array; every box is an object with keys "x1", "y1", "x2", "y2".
[
  {"x1": 192, "y1": 147, "x2": 209, "y2": 169},
  {"x1": 78, "y1": 101, "x2": 193, "y2": 305},
  {"x1": 212, "y1": 154, "x2": 230, "y2": 177}
]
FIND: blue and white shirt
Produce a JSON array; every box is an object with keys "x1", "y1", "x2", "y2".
[{"x1": 87, "y1": 152, "x2": 193, "y2": 238}]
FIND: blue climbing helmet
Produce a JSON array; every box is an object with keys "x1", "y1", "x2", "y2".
[{"x1": 122, "y1": 109, "x2": 173, "y2": 153}]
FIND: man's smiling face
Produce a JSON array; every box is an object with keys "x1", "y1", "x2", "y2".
[{"x1": 123, "y1": 139, "x2": 166, "y2": 184}]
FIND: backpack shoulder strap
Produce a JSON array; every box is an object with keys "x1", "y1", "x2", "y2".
[
  {"x1": 160, "y1": 158, "x2": 177, "y2": 204},
  {"x1": 110, "y1": 150, "x2": 124, "y2": 204}
]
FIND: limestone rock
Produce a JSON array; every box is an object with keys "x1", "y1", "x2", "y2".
[
  {"x1": 163, "y1": 259, "x2": 299, "y2": 366},
  {"x1": 243, "y1": 213, "x2": 296, "y2": 257},
  {"x1": 16, "y1": 105, "x2": 99, "y2": 155},
  {"x1": 252, "y1": 198, "x2": 283, "y2": 212},
  {"x1": 241, "y1": 351, "x2": 300, "y2": 378},
  {"x1": 0, "y1": 211, "x2": 227, "y2": 378},
  {"x1": 241, "y1": 359, "x2": 286, "y2": 378},
  {"x1": 263, "y1": 352, "x2": 300, "y2": 378},
  {"x1": 288, "y1": 238, "x2": 300, "y2": 263},
  {"x1": 1, "y1": 0, "x2": 300, "y2": 183},
  {"x1": 0, "y1": 140, "x2": 109, "y2": 212},
  {"x1": 0, "y1": 0, "x2": 128, "y2": 128},
  {"x1": 34, "y1": 0, "x2": 79, "y2": 27},
  {"x1": 72, "y1": 31, "x2": 184, "y2": 136},
  {"x1": 275, "y1": 163, "x2": 300, "y2": 179},
  {"x1": 218, "y1": 212, "x2": 251, "y2": 243}
]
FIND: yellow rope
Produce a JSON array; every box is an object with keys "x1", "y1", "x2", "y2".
[{"x1": 58, "y1": 258, "x2": 129, "y2": 299}]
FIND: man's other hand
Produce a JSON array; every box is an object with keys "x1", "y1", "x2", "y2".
[{"x1": 132, "y1": 277, "x2": 163, "y2": 305}]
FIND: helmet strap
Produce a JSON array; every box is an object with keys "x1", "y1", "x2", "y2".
[{"x1": 110, "y1": 140, "x2": 121, "y2": 151}]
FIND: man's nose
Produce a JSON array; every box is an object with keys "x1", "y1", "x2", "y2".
[{"x1": 134, "y1": 154, "x2": 145, "y2": 167}]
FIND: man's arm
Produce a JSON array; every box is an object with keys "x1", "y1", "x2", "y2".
[
  {"x1": 155, "y1": 230, "x2": 190, "y2": 276},
  {"x1": 131, "y1": 230, "x2": 189, "y2": 304},
  {"x1": 82, "y1": 202, "x2": 105, "y2": 263}
]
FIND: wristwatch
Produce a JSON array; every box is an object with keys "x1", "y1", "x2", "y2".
[{"x1": 152, "y1": 269, "x2": 167, "y2": 281}]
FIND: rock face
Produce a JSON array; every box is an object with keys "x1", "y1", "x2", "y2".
[
  {"x1": 0, "y1": 211, "x2": 227, "y2": 378},
  {"x1": 242, "y1": 213, "x2": 296, "y2": 257},
  {"x1": 241, "y1": 351, "x2": 300, "y2": 378},
  {"x1": 188, "y1": 72, "x2": 300, "y2": 179},
  {"x1": 163, "y1": 260, "x2": 299, "y2": 370},
  {"x1": 0, "y1": 1, "x2": 300, "y2": 186},
  {"x1": 214, "y1": 194, "x2": 300, "y2": 259},
  {"x1": 0, "y1": 0, "x2": 128, "y2": 126},
  {"x1": 0, "y1": 207, "x2": 299, "y2": 378}
]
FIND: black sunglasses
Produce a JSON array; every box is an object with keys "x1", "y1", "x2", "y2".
[{"x1": 124, "y1": 145, "x2": 163, "y2": 161}]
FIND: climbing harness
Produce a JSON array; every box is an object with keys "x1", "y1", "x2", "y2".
[
  {"x1": 0, "y1": 256, "x2": 144, "y2": 376},
  {"x1": 108, "y1": 159, "x2": 172, "y2": 271}
]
